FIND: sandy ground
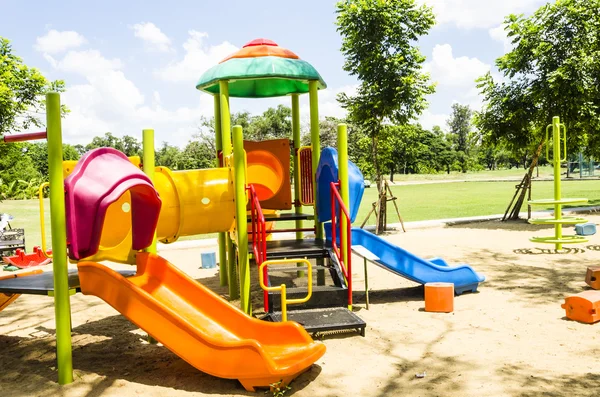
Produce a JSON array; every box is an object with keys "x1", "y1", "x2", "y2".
[{"x1": 1, "y1": 216, "x2": 600, "y2": 397}]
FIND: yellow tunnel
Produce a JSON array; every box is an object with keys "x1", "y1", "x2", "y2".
[{"x1": 63, "y1": 159, "x2": 235, "y2": 264}]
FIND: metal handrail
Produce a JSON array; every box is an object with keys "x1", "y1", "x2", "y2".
[
  {"x1": 330, "y1": 181, "x2": 352, "y2": 307},
  {"x1": 38, "y1": 182, "x2": 53, "y2": 259},
  {"x1": 259, "y1": 258, "x2": 312, "y2": 322},
  {"x1": 247, "y1": 184, "x2": 269, "y2": 311}
]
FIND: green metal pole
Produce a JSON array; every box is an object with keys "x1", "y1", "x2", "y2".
[
  {"x1": 309, "y1": 81, "x2": 325, "y2": 286},
  {"x1": 46, "y1": 92, "x2": 73, "y2": 385},
  {"x1": 232, "y1": 125, "x2": 250, "y2": 314},
  {"x1": 214, "y1": 94, "x2": 228, "y2": 287},
  {"x1": 292, "y1": 94, "x2": 305, "y2": 278},
  {"x1": 309, "y1": 81, "x2": 322, "y2": 240},
  {"x1": 220, "y1": 81, "x2": 238, "y2": 299},
  {"x1": 292, "y1": 94, "x2": 303, "y2": 240},
  {"x1": 142, "y1": 129, "x2": 157, "y2": 254},
  {"x1": 338, "y1": 124, "x2": 350, "y2": 275},
  {"x1": 552, "y1": 116, "x2": 563, "y2": 250}
]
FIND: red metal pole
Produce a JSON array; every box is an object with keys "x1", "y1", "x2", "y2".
[{"x1": 3, "y1": 131, "x2": 47, "y2": 143}]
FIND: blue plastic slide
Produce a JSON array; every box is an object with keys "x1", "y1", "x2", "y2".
[
  {"x1": 351, "y1": 228, "x2": 484, "y2": 294},
  {"x1": 325, "y1": 223, "x2": 484, "y2": 295}
]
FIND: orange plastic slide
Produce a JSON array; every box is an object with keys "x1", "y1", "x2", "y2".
[{"x1": 77, "y1": 253, "x2": 325, "y2": 391}]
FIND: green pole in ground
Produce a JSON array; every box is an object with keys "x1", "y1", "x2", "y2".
[
  {"x1": 292, "y1": 94, "x2": 305, "y2": 278},
  {"x1": 309, "y1": 81, "x2": 322, "y2": 240},
  {"x1": 142, "y1": 129, "x2": 157, "y2": 254},
  {"x1": 292, "y1": 94, "x2": 303, "y2": 240},
  {"x1": 309, "y1": 81, "x2": 325, "y2": 285},
  {"x1": 338, "y1": 124, "x2": 350, "y2": 278},
  {"x1": 46, "y1": 92, "x2": 73, "y2": 385},
  {"x1": 220, "y1": 81, "x2": 239, "y2": 300},
  {"x1": 552, "y1": 116, "x2": 563, "y2": 250},
  {"x1": 232, "y1": 125, "x2": 250, "y2": 314},
  {"x1": 214, "y1": 94, "x2": 228, "y2": 286}
]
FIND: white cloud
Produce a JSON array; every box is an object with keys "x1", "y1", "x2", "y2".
[
  {"x1": 131, "y1": 22, "x2": 172, "y2": 52},
  {"x1": 45, "y1": 49, "x2": 123, "y2": 76},
  {"x1": 489, "y1": 24, "x2": 515, "y2": 53},
  {"x1": 156, "y1": 30, "x2": 238, "y2": 83},
  {"x1": 42, "y1": 46, "x2": 213, "y2": 146},
  {"x1": 34, "y1": 30, "x2": 87, "y2": 54},
  {"x1": 425, "y1": 44, "x2": 491, "y2": 89},
  {"x1": 417, "y1": 0, "x2": 546, "y2": 29},
  {"x1": 418, "y1": 110, "x2": 449, "y2": 130}
]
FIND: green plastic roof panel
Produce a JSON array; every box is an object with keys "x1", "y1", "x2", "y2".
[{"x1": 196, "y1": 56, "x2": 327, "y2": 98}]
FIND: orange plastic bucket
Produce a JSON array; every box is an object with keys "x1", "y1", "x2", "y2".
[{"x1": 424, "y1": 282, "x2": 454, "y2": 313}]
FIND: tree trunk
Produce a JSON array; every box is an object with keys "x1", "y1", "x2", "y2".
[
  {"x1": 505, "y1": 137, "x2": 545, "y2": 220},
  {"x1": 372, "y1": 135, "x2": 386, "y2": 235},
  {"x1": 390, "y1": 163, "x2": 394, "y2": 183}
]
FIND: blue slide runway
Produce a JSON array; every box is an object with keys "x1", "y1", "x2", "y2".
[{"x1": 349, "y1": 227, "x2": 485, "y2": 295}]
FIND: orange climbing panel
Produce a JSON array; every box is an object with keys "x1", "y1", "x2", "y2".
[
  {"x1": 245, "y1": 139, "x2": 291, "y2": 210},
  {"x1": 585, "y1": 266, "x2": 600, "y2": 290},
  {"x1": 561, "y1": 291, "x2": 600, "y2": 324},
  {"x1": 424, "y1": 282, "x2": 454, "y2": 313}
]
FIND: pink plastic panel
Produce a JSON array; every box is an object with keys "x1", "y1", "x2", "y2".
[{"x1": 64, "y1": 148, "x2": 161, "y2": 260}]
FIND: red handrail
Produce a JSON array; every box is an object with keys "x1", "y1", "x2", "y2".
[
  {"x1": 3, "y1": 131, "x2": 47, "y2": 143},
  {"x1": 330, "y1": 181, "x2": 352, "y2": 307},
  {"x1": 247, "y1": 184, "x2": 269, "y2": 311}
]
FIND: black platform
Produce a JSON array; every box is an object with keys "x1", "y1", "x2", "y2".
[
  {"x1": 263, "y1": 307, "x2": 366, "y2": 337},
  {"x1": 247, "y1": 212, "x2": 314, "y2": 222},
  {"x1": 251, "y1": 239, "x2": 328, "y2": 260},
  {"x1": 0, "y1": 269, "x2": 136, "y2": 295}
]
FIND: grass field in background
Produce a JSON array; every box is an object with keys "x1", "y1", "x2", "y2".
[
  {"x1": 388, "y1": 166, "x2": 556, "y2": 182},
  {"x1": 3, "y1": 177, "x2": 600, "y2": 252}
]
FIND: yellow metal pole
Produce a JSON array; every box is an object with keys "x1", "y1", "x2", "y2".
[
  {"x1": 309, "y1": 81, "x2": 322, "y2": 240},
  {"x1": 220, "y1": 80, "x2": 239, "y2": 299},
  {"x1": 46, "y1": 92, "x2": 73, "y2": 385},
  {"x1": 214, "y1": 94, "x2": 228, "y2": 286},
  {"x1": 142, "y1": 129, "x2": 157, "y2": 254},
  {"x1": 232, "y1": 125, "x2": 250, "y2": 313}
]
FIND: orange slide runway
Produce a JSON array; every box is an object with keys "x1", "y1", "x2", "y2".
[{"x1": 77, "y1": 253, "x2": 325, "y2": 391}]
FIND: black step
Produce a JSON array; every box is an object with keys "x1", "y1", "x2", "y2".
[
  {"x1": 263, "y1": 307, "x2": 366, "y2": 337},
  {"x1": 251, "y1": 239, "x2": 329, "y2": 260},
  {"x1": 268, "y1": 285, "x2": 348, "y2": 312},
  {"x1": 247, "y1": 212, "x2": 314, "y2": 222}
]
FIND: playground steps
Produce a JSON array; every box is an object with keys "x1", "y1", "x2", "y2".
[
  {"x1": 257, "y1": 239, "x2": 328, "y2": 260},
  {"x1": 247, "y1": 212, "x2": 314, "y2": 222},
  {"x1": 263, "y1": 307, "x2": 366, "y2": 337}
]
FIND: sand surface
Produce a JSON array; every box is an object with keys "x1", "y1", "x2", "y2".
[{"x1": 1, "y1": 216, "x2": 600, "y2": 397}]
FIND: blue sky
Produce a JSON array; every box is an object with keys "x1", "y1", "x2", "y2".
[{"x1": 2, "y1": 0, "x2": 549, "y2": 146}]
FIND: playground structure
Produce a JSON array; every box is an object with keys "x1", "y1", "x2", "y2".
[
  {"x1": 0, "y1": 38, "x2": 485, "y2": 390},
  {"x1": 528, "y1": 116, "x2": 589, "y2": 250}
]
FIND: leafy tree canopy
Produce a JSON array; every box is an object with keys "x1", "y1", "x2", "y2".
[
  {"x1": 476, "y1": 0, "x2": 600, "y2": 157},
  {"x1": 0, "y1": 37, "x2": 66, "y2": 136}
]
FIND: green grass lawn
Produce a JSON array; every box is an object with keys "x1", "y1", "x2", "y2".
[
  {"x1": 3, "y1": 178, "x2": 599, "y2": 251},
  {"x1": 388, "y1": 166, "x2": 556, "y2": 182}
]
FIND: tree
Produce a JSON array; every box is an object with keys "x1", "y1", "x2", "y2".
[
  {"x1": 0, "y1": 37, "x2": 66, "y2": 136},
  {"x1": 120, "y1": 135, "x2": 142, "y2": 157},
  {"x1": 155, "y1": 142, "x2": 181, "y2": 169},
  {"x1": 476, "y1": 0, "x2": 600, "y2": 218},
  {"x1": 336, "y1": 0, "x2": 436, "y2": 233},
  {"x1": 86, "y1": 132, "x2": 125, "y2": 152},
  {"x1": 26, "y1": 142, "x2": 80, "y2": 179},
  {"x1": 246, "y1": 105, "x2": 292, "y2": 141},
  {"x1": 178, "y1": 141, "x2": 215, "y2": 169},
  {"x1": 447, "y1": 104, "x2": 474, "y2": 173}
]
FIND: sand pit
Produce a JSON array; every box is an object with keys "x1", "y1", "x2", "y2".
[{"x1": 1, "y1": 216, "x2": 600, "y2": 396}]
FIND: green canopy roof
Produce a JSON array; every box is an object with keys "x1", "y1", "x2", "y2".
[{"x1": 196, "y1": 56, "x2": 327, "y2": 98}]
